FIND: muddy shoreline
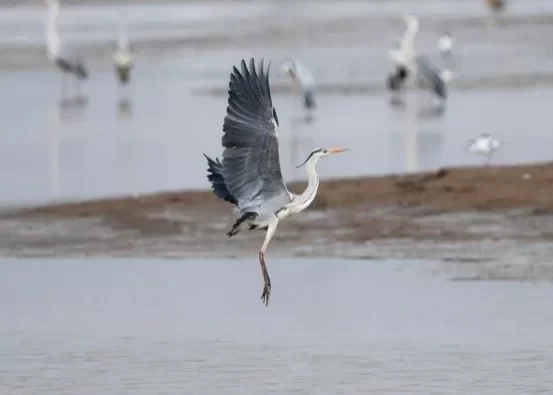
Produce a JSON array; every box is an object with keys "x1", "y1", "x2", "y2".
[
  {"x1": 9, "y1": 161, "x2": 553, "y2": 216},
  {"x1": 1, "y1": 162, "x2": 553, "y2": 281}
]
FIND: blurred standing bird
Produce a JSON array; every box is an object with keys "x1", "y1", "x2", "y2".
[
  {"x1": 44, "y1": 0, "x2": 88, "y2": 102},
  {"x1": 113, "y1": 12, "x2": 134, "y2": 86},
  {"x1": 387, "y1": 14, "x2": 420, "y2": 102},
  {"x1": 468, "y1": 134, "x2": 501, "y2": 166},
  {"x1": 280, "y1": 58, "x2": 317, "y2": 111},
  {"x1": 204, "y1": 58, "x2": 347, "y2": 306}
]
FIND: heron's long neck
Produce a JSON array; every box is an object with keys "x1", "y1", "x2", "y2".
[
  {"x1": 46, "y1": 6, "x2": 60, "y2": 58},
  {"x1": 401, "y1": 23, "x2": 418, "y2": 55},
  {"x1": 292, "y1": 158, "x2": 320, "y2": 213}
]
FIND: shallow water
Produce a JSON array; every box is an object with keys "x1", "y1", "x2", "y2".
[
  {"x1": 1, "y1": 0, "x2": 553, "y2": 206},
  {"x1": 1, "y1": 258, "x2": 553, "y2": 393},
  {"x1": 1, "y1": 69, "x2": 551, "y2": 206}
]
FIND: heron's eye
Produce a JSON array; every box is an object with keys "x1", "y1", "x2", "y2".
[{"x1": 323, "y1": 149, "x2": 328, "y2": 154}]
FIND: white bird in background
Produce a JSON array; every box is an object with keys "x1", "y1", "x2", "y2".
[
  {"x1": 387, "y1": 13, "x2": 420, "y2": 98},
  {"x1": 44, "y1": 0, "x2": 88, "y2": 102},
  {"x1": 279, "y1": 58, "x2": 317, "y2": 110},
  {"x1": 468, "y1": 134, "x2": 501, "y2": 166},
  {"x1": 438, "y1": 31, "x2": 453, "y2": 55},
  {"x1": 437, "y1": 31, "x2": 455, "y2": 83},
  {"x1": 204, "y1": 58, "x2": 347, "y2": 306},
  {"x1": 113, "y1": 12, "x2": 134, "y2": 86}
]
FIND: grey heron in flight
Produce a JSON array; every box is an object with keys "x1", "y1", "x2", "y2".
[
  {"x1": 113, "y1": 12, "x2": 134, "y2": 85},
  {"x1": 387, "y1": 13, "x2": 419, "y2": 99},
  {"x1": 45, "y1": 0, "x2": 89, "y2": 101},
  {"x1": 204, "y1": 58, "x2": 347, "y2": 306},
  {"x1": 280, "y1": 58, "x2": 317, "y2": 110}
]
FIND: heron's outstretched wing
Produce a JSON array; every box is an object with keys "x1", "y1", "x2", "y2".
[
  {"x1": 415, "y1": 56, "x2": 446, "y2": 99},
  {"x1": 221, "y1": 58, "x2": 292, "y2": 215}
]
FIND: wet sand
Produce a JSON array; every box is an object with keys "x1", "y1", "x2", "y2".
[{"x1": 2, "y1": 162, "x2": 553, "y2": 281}]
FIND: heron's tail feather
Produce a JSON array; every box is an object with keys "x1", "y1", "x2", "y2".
[
  {"x1": 204, "y1": 154, "x2": 238, "y2": 206},
  {"x1": 387, "y1": 73, "x2": 400, "y2": 91},
  {"x1": 303, "y1": 90, "x2": 316, "y2": 110},
  {"x1": 116, "y1": 66, "x2": 131, "y2": 84},
  {"x1": 74, "y1": 60, "x2": 88, "y2": 80},
  {"x1": 227, "y1": 212, "x2": 258, "y2": 238},
  {"x1": 387, "y1": 66, "x2": 409, "y2": 92},
  {"x1": 435, "y1": 80, "x2": 447, "y2": 99}
]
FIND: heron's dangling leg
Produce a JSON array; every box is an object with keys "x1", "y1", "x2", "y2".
[{"x1": 259, "y1": 218, "x2": 278, "y2": 306}]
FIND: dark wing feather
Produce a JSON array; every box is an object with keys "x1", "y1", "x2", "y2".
[
  {"x1": 221, "y1": 58, "x2": 291, "y2": 215},
  {"x1": 415, "y1": 56, "x2": 446, "y2": 99},
  {"x1": 204, "y1": 154, "x2": 238, "y2": 206}
]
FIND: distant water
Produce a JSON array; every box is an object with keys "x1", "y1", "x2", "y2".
[
  {"x1": 1, "y1": 0, "x2": 553, "y2": 205},
  {"x1": 1, "y1": 258, "x2": 553, "y2": 394}
]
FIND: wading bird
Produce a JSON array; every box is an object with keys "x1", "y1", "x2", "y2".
[
  {"x1": 204, "y1": 58, "x2": 347, "y2": 306},
  {"x1": 280, "y1": 58, "x2": 317, "y2": 110},
  {"x1": 113, "y1": 12, "x2": 134, "y2": 85},
  {"x1": 387, "y1": 13, "x2": 420, "y2": 99},
  {"x1": 45, "y1": 0, "x2": 89, "y2": 101},
  {"x1": 468, "y1": 134, "x2": 501, "y2": 166}
]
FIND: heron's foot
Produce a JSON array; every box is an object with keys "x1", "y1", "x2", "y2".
[
  {"x1": 261, "y1": 278, "x2": 271, "y2": 306},
  {"x1": 259, "y1": 251, "x2": 272, "y2": 306}
]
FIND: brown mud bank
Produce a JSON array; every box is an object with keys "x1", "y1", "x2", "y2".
[{"x1": 2, "y1": 162, "x2": 553, "y2": 280}]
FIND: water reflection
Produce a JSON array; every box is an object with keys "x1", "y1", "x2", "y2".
[
  {"x1": 46, "y1": 108, "x2": 61, "y2": 199},
  {"x1": 55, "y1": 97, "x2": 89, "y2": 124},
  {"x1": 45, "y1": 98, "x2": 90, "y2": 200},
  {"x1": 394, "y1": 103, "x2": 446, "y2": 173},
  {"x1": 117, "y1": 98, "x2": 133, "y2": 120}
]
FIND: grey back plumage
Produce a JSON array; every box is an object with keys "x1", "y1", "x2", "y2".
[
  {"x1": 415, "y1": 55, "x2": 446, "y2": 99},
  {"x1": 221, "y1": 58, "x2": 292, "y2": 216}
]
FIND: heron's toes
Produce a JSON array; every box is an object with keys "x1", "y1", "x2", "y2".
[{"x1": 260, "y1": 281, "x2": 271, "y2": 307}]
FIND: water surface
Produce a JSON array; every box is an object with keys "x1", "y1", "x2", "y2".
[{"x1": 1, "y1": 258, "x2": 553, "y2": 393}]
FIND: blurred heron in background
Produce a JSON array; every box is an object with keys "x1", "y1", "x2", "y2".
[
  {"x1": 388, "y1": 14, "x2": 447, "y2": 109},
  {"x1": 204, "y1": 58, "x2": 347, "y2": 306},
  {"x1": 114, "y1": 12, "x2": 134, "y2": 86},
  {"x1": 468, "y1": 134, "x2": 501, "y2": 166},
  {"x1": 387, "y1": 13, "x2": 420, "y2": 102},
  {"x1": 44, "y1": 0, "x2": 88, "y2": 103},
  {"x1": 280, "y1": 58, "x2": 317, "y2": 111}
]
